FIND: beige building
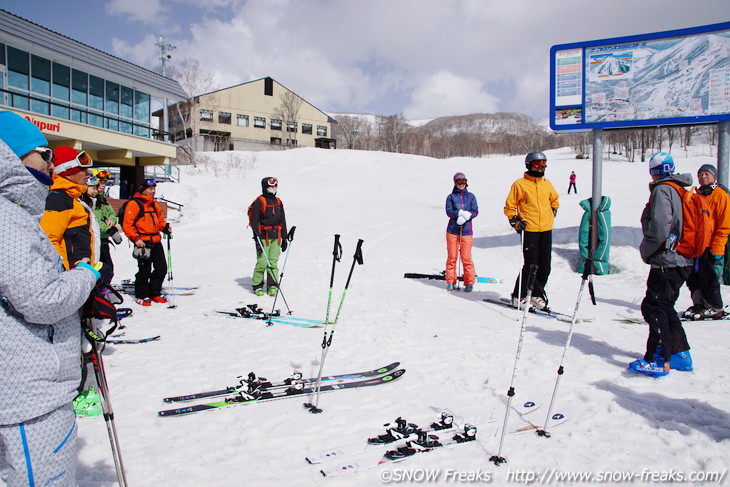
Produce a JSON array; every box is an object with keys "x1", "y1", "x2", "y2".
[{"x1": 166, "y1": 77, "x2": 337, "y2": 151}]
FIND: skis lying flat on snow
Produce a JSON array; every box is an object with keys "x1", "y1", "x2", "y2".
[
  {"x1": 163, "y1": 362, "x2": 401, "y2": 404},
  {"x1": 211, "y1": 304, "x2": 325, "y2": 328},
  {"x1": 114, "y1": 280, "x2": 198, "y2": 296},
  {"x1": 116, "y1": 308, "x2": 133, "y2": 320},
  {"x1": 158, "y1": 369, "x2": 405, "y2": 417},
  {"x1": 404, "y1": 273, "x2": 500, "y2": 284},
  {"x1": 482, "y1": 297, "x2": 586, "y2": 323},
  {"x1": 318, "y1": 402, "x2": 572, "y2": 478},
  {"x1": 106, "y1": 335, "x2": 160, "y2": 345}
]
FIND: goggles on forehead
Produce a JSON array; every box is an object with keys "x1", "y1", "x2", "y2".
[
  {"x1": 87, "y1": 176, "x2": 100, "y2": 186},
  {"x1": 144, "y1": 179, "x2": 157, "y2": 187},
  {"x1": 455, "y1": 179, "x2": 467, "y2": 184},
  {"x1": 32, "y1": 147, "x2": 54, "y2": 164},
  {"x1": 97, "y1": 170, "x2": 111, "y2": 180},
  {"x1": 267, "y1": 178, "x2": 278, "y2": 187},
  {"x1": 53, "y1": 151, "x2": 93, "y2": 174}
]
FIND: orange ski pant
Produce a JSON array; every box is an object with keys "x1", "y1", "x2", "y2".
[{"x1": 445, "y1": 233, "x2": 475, "y2": 285}]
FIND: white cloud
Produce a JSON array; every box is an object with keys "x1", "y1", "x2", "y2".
[
  {"x1": 106, "y1": 0, "x2": 167, "y2": 25},
  {"x1": 404, "y1": 71, "x2": 499, "y2": 119}
]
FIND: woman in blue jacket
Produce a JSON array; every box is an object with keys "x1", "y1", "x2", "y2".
[{"x1": 445, "y1": 172, "x2": 478, "y2": 291}]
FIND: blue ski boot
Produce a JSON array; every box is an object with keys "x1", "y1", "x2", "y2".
[
  {"x1": 654, "y1": 346, "x2": 693, "y2": 371},
  {"x1": 627, "y1": 359, "x2": 670, "y2": 377}
]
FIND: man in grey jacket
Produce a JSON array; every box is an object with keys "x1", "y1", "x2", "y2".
[
  {"x1": 629, "y1": 152, "x2": 694, "y2": 378},
  {"x1": 0, "y1": 111, "x2": 99, "y2": 486}
]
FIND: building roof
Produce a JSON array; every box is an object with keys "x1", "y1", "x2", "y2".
[{"x1": 0, "y1": 9, "x2": 188, "y2": 101}]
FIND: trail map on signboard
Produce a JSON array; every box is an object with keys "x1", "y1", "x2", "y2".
[{"x1": 550, "y1": 23, "x2": 730, "y2": 131}]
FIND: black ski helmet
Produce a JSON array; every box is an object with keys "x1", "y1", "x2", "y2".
[
  {"x1": 525, "y1": 151, "x2": 547, "y2": 169},
  {"x1": 261, "y1": 176, "x2": 278, "y2": 192}
]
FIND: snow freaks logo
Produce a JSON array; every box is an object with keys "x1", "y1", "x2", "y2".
[{"x1": 380, "y1": 468, "x2": 492, "y2": 483}]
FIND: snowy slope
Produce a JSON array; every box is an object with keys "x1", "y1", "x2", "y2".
[{"x1": 76, "y1": 147, "x2": 730, "y2": 486}]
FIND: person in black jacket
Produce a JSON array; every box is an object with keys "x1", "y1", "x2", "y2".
[{"x1": 250, "y1": 177, "x2": 288, "y2": 296}]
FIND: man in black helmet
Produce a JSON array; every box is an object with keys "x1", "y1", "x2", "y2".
[
  {"x1": 249, "y1": 177, "x2": 288, "y2": 296},
  {"x1": 503, "y1": 151, "x2": 559, "y2": 310}
]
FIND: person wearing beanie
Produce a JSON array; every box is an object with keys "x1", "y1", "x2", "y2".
[
  {"x1": 121, "y1": 178, "x2": 171, "y2": 306},
  {"x1": 39, "y1": 146, "x2": 97, "y2": 271},
  {"x1": 249, "y1": 177, "x2": 288, "y2": 296},
  {"x1": 684, "y1": 164, "x2": 730, "y2": 320},
  {"x1": 0, "y1": 137, "x2": 99, "y2": 485},
  {"x1": 0, "y1": 110, "x2": 54, "y2": 186},
  {"x1": 444, "y1": 172, "x2": 479, "y2": 291},
  {"x1": 628, "y1": 152, "x2": 694, "y2": 377},
  {"x1": 503, "y1": 151, "x2": 559, "y2": 310},
  {"x1": 82, "y1": 177, "x2": 120, "y2": 284}
]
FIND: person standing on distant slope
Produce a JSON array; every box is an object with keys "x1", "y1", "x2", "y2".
[
  {"x1": 445, "y1": 172, "x2": 478, "y2": 292},
  {"x1": 249, "y1": 177, "x2": 288, "y2": 296},
  {"x1": 628, "y1": 152, "x2": 694, "y2": 377},
  {"x1": 504, "y1": 151, "x2": 559, "y2": 310},
  {"x1": 568, "y1": 171, "x2": 577, "y2": 194},
  {"x1": 684, "y1": 164, "x2": 730, "y2": 320}
]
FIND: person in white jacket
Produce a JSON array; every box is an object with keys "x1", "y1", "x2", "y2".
[{"x1": 0, "y1": 111, "x2": 99, "y2": 487}]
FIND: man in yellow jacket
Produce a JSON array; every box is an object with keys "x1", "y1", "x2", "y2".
[
  {"x1": 685, "y1": 164, "x2": 730, "y2": 320},
  {"x1": 504, "y1": 151, "x2": 559, "y2": 310},
  {"x1": 40, "y1": 146, "x2": 96, "y2": 270}
]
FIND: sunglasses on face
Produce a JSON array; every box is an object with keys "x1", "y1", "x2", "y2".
[
  {"x1": 455, "y1": 179, "x2": 467, "y2": 184},
  {"x1": 33, "y1": 147, "x2": 54, "y2": 164}
]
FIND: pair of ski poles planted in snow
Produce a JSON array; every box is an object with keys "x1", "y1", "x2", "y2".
[
  {"x1": 304, "y1": 234, "x2": 365, "y2": 414},
  {"x1": 490, "y1": 260, "x2": 595, "y2": 466},
  {"x1": 254, "y1": 226, "x2": 297, "y2": 322}
]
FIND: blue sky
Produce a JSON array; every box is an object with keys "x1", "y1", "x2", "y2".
[{"x1": 4, "y1": 0, "x2": 729, "y2": 120}]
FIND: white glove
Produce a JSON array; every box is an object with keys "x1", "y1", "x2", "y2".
[
  {"x1": 456, "y1": 216, "x2": 466, "y2": 225},
  {"x1": 456, "y1": 210, "x2": 471, "y2": 225}
]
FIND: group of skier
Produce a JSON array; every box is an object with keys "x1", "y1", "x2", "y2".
[{"x1": 444, "y1": 148, "x2": 729, "y2": 379}]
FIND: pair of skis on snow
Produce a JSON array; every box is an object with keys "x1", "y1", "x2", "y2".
[
  {"x1": 482, "y1": 297, "x2": 587, "y2": 323},
  {"x1": 157, "y1": 362, "x2": 405, "y2": 417},
  {"x1": 113, "y1": 279, "x2": 199, "y2": 296},
  {"x1": 310, "y1": 397, "x2": 572, "y2": 477},
  {"x1": 210, "y1": 303, "x2": 324, "y2": 328}
]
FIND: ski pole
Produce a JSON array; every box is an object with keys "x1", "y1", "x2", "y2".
[
  {"x1": 324, "y1": 234, "x2": 343, "y2": 324},
  {"x1": 515, "y1": 230, "x2": 525, "y2": 318},
  {"x1": 305, "y1": 238, "x2": 363, "y2": 414},
  {"x1": 456, "y1": 226, "x2": 463, "y2": 290},
  {"x1": 536, "y1": 264, "x2": 591, "y2": 438},
  {"x1": 490, "y1": 264, "x2": 538, "y2": 466},
  {"x1": 255, "y1": 233, "x2": 292, "y2": 314},
  {"x1": 267, "y1": 226, "x2": 296, "y2": 324},
  {"x1": 86, "y1": 318, "x2": 128, "y2": 486},
  {"x1": 166, "y1": 234, "x2": 176, "y2": 309}
]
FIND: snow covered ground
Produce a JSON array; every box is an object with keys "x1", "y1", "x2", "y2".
[{"x1": 77, "y1": 146, "x2": 730, "y2": 486}]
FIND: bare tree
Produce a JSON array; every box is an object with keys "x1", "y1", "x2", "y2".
[
  {"x1": 272, "y1": 91, "x2": 304, "y2": 147},
  {"x1": 377, "y1": 114, "x2": 410, "y2": 153},
  {"x1": 332, "y1": 115, "x2": 365, "y2": 149},
  {"x1": 166, "y1": 58, "x2": 216, "y2": 166}
]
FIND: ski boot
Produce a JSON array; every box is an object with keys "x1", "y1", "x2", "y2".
[
  {"x1": 627, "y1": 359, "x2": 670, "y2": 377},
  {"x1": 654, "y1": 346, "x2": 693, "y2": 371}
]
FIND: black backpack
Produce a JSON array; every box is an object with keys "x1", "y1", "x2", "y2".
[{"x1": 117, "y1": 198, "x2": 144, "y2": 228}]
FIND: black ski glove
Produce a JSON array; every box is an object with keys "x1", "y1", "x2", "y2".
[
  {"x1": 509, "y1": 216, "x2": 527, "y2": 233},
  {"x1": 281, "y1": 239, "x2": 288, "y2": 252}
]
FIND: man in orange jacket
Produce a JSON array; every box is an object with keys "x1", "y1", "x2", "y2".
[
  {"x1": 40, "y1": 146, "x2": 96, "y2": 270},
  {"x1": 122, "y1": 178, "x2": 171, "y2": 306},
  {"x1": 685, "y1": 164, "x2": 730, "y2": 320}
]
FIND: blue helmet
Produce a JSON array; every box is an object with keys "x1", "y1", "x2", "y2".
[{"x1": 649, "y1": 152, "x2": 675, "y2": 176}]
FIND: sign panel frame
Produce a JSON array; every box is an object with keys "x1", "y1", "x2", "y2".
[{"x1": 550, "y1": 22, "x2": 730, "y2": 132}]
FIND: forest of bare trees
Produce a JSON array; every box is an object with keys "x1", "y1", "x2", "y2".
[{"x1": 333, "y1": 113, "x2": 719, "y2": 160}]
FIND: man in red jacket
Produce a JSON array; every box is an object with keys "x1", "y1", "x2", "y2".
[{"x1": 122, "y1": 179, "x2": 171, "y2": 306}]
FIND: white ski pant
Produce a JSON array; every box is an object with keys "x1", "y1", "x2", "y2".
[{"x1": 0, "y1": 404, "x2": 76, "y2": 487}]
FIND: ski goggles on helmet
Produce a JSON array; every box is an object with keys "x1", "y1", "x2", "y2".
[
  {"x1": 87, "y1": 176, "x2": 100, "y2": 186},
  {"x1": 455, "y1": 178, "x2": 467, "y2": 184},
  {"x1": 32, "y1": 147, "x2": 54, "y2": 163},
  {"x1": 96, "y1": 170, "x2": 111, "y2": 180},
  {"x1": 53, "y1": 150, "x2": 93, "y2": 174},
  {"x1": 143, "y1": 178, "x2": 157, "y2": 187},
  {"x1": 266, "y1": 178, "x2": 278, "y2": 187}
]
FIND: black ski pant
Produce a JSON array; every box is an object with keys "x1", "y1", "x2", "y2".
[
  {"x1": 512, "y1": 230, "x2": 552, "y2": 302},
  {"x1": 568, "y1": 182, "x2": 577, "y2": 194},
  {"x1": 686, "y1": 249, "x2": 723, "y2": 310},
  {"x1": 641, "y1": 265, "x2": 691, "y2": 362},
  {"x1": 98, "y1": 241, "x2": 114, "y2": 284},
  {"x1": 134, "y1": 241, "x2": 167, "y2": 299}
]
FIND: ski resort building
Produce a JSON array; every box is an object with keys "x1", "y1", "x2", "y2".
[
  {"x1": 164, "y1": 77, "x2": 337, "y2": 151},
  {"x1": 0, "y1": 9, "x2": 187, "y2": 192}
]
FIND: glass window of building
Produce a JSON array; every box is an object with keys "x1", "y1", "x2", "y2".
[
  {"x1": 52, "y1": 63, "x2": 70, "y2": 119},
  {"x1": 237, "y1": 114, "x2": 249, "y2": 127},
  {"x1": 7, "y1": 46, "x2": 28, "y2": 90},
  {"x1": 30, "y1": 55, "x2": 51, "y2": 114},
  {"x1": 302, "y1": 123, "x2": 312, "y2": 135},
  {"x1": 71, "y1": 69, "x2": 88, "y2": 106},
  {"x1": 219, "y1": 111, "x2": 231, "y2": 124},
  {"x1": 134, "y1": 91, "x2": 150, "y2": 136},
  {"x1": 106, "y1": 81, "x2": 119, "y2": 114},
  {"x1": 0, "y1": 43, "x2": 5, "y2": 66},
  {"x1": 89, "y1": 75, "x2": 104, "y2": 111},
  {"x1": 254, "y1": 116, "x2": 266, "y2": 128},
  {"x1": 317, "y1": 125, "x2": 327, "y2": 136},
  {"x1": 286, "y1": 121, "x2": 297, "y2": 133},
  {"x1": 200, "y1": 109, "x2": 213, "y2": 121},
  {"x1": 121, "y1": 86, "x2": 133, "y2": 119},
  {"x1": 271, "y1": 119, "x2": 282, "y2": 130}
]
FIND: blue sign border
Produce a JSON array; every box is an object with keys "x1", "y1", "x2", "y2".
[{"x1": 550, "y1": 21, "x2": 730, "y2": 132}]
